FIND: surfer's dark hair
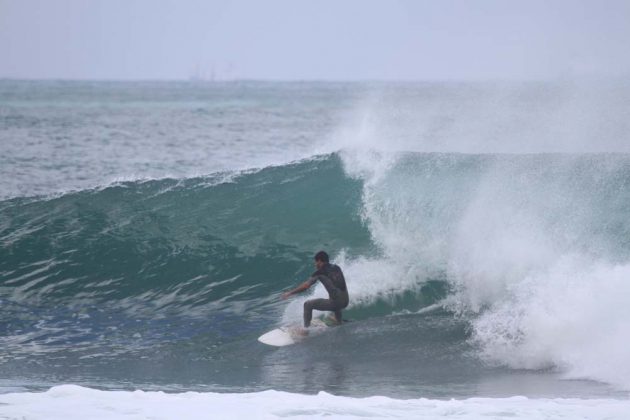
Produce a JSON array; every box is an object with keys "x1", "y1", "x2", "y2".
[{"x1": 314, "y1": 251, "x2": 329, "y2": 263}]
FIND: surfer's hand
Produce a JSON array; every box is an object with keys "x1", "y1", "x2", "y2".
[{"x1": 281, "y1": 292, "x2": 291, "y2": 300}]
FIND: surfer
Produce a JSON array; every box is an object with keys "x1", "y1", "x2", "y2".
[{"x1": 282, "y1": 251, "x2": 349, "y2": 327}]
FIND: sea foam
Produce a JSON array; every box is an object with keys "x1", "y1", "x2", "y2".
[
  {"x1": 335, "y1": 150, "x2": 630, "y2": 391},
  {"x1": 0, "y1": 385, "x2": 628, "y2": 420}
]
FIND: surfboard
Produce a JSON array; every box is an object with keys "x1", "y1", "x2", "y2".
[{"x1": 258, "y1": 319, "x2": 330, "y2": 347}]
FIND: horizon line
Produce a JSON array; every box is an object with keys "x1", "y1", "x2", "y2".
[{"x1": 0, "y1": 76, "x2": 570, "y2": 84}]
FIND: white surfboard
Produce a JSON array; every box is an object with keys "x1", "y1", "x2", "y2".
[{"x1": 258, "y1": 319, "x2": 329, "y2": 347}]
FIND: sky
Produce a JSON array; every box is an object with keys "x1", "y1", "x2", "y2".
[{"x1": 1, "y1": 0, "x2": 629, "y2": 81}]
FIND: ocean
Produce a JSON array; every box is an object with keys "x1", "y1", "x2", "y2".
[{"x1": 1, "y1": 79, "x2": 630, "y2": 419}]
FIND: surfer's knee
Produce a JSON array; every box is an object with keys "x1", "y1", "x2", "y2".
[{"x1": 304, "y1": 300, "x2": 313, "y2": 311}]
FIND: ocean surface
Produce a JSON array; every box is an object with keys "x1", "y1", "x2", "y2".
[{"x1": 1, "y1": 79, "x2": 630, "y2": 418}]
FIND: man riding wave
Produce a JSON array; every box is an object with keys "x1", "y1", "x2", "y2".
[{"x1": 282, "y1": 251, "x2": 349, "y2": 327}]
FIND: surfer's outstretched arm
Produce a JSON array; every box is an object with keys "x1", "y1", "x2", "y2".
[{"x1": 281, "y1": 280, "x2": 312, "y2": 299}]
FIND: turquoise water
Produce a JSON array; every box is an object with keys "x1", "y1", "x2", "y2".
[{"x1": 1, "y1": 81, "x2": 630, "y2": 399}]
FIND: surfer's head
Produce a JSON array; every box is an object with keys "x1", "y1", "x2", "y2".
[{"x1": 314, "y1": 251, "x2": 329, "y2": 269}]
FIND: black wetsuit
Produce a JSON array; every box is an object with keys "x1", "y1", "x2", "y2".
[{"x1": 303, "y1": 263, "x2": 349, "y2": 327}]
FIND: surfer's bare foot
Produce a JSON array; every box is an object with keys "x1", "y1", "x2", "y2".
[{"x1": 297, "y1": 328, "x2": 309, "y2": 336}]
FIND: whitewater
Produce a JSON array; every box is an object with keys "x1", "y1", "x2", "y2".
[{"x1": 1, "y1": 80, "x2": 630, "y2": 419}]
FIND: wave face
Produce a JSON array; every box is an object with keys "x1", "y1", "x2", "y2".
[
  {"x1": 2, "y1": 152, "x2": 630, "y2": 397},
  {"x1": 0, "y1": 155, "x2": 369, "y2": 350}
]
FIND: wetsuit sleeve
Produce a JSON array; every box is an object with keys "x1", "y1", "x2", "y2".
[{"x1": 306, "y1": 270, "x2": 322, "y2": 286}]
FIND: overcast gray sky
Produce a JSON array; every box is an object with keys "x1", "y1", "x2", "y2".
[{"x1": 1, "y1": 0, "x2": 629, "y2": 81}]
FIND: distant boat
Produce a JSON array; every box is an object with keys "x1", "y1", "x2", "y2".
[{"x1": 188, "y1": 63, "x2": 215, "y2": 82}]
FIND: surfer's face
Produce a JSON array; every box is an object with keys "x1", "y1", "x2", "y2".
[{"x1": 315, "y1": 260, "x2": 325, "y2": 270}]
